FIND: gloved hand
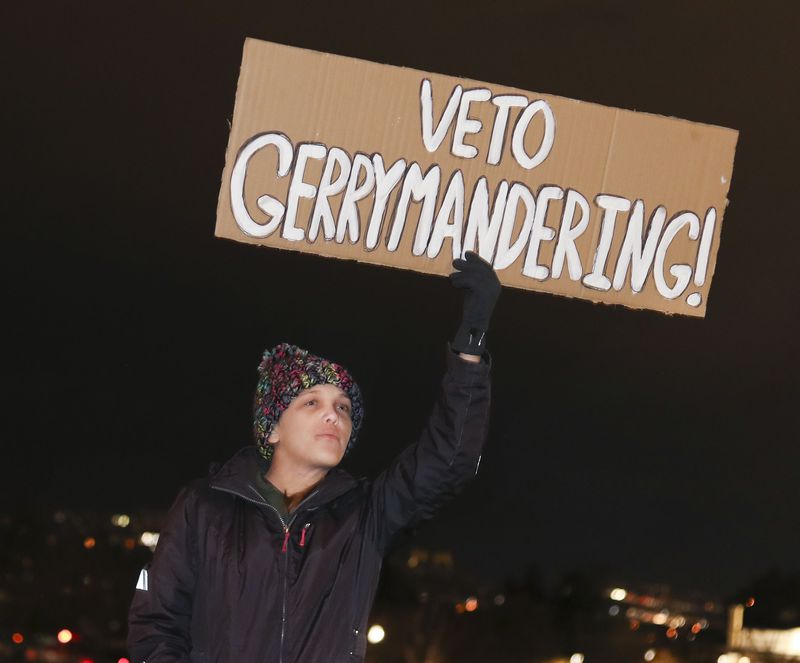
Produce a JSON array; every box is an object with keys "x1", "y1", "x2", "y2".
[{"x1": 449, "y1": 251, "x2": 501, "y2": 356}]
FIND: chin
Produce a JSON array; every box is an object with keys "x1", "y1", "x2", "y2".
[
  {"x1": 309, "y1": 451, "x2": 343, "y2": 469},
  {"x1": 326, "y1": 453, "x2": 345, "y2": 467},
  {"x1": 311, "y1": 441, "x2": 345, "y2": 467}
]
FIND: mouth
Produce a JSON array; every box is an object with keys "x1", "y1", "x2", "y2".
[{"x1": 316, "y1": 433, "x2": 340, "y2": 442}]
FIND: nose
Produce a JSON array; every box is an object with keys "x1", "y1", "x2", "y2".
[{"x1": 322, "y1": 405, "x2": 339, "y2": 425}]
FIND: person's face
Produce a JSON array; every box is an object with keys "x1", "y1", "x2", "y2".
[{"x1": 267, "y1": 384, "x2": 353, "y2": 471}]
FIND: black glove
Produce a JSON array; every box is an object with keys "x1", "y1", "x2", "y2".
[{"x1": 449, "y1": 251, "x2": 501, "y2": 355}]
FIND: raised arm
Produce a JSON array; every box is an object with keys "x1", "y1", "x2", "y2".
[{"x1": 366, "y1": 252, "x2": 501, "y2": 554}]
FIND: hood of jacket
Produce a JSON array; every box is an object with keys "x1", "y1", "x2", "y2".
[{"x1": 208, "y1": 445, "x2": 361, "y2": 514}]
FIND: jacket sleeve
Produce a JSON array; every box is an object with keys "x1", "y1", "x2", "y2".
[
  {"x1": 366, "y1": 347, "x2": 491, "y2": 554},
  {"x1": 127, "y1": 485, "x2": 199, "y2": 663}
]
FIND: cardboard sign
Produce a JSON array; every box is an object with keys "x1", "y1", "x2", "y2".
[{"x1": 215, "y1": 39, "x2": 738, "y2": 316}]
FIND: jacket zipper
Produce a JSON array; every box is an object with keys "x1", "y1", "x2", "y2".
[
  {"x1": 280, "y1": 532, "x2": 289, "y2": 663},
  {"x1": 211, "y1": 484, "x2": 319, "y2": 663},
  {"x1": 280, "y1": 491, "x2": 319, "y2": 663}
]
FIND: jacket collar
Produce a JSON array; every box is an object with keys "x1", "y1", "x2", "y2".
[{"x1": 209, "y1": 446, "x2": 359, "y2": 511}]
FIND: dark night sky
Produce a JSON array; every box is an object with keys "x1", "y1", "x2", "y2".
[{"x1": 4, "y1": 0, "x2": 799, "y2": 597}]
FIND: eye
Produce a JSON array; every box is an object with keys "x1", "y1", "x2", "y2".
[{"x1": 304, "y1": 399, "x2": 317, "y2": 407}]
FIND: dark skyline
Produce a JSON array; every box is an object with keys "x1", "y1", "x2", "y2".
[{"x1": 5, "y1": 0, "x2": 799, "y2": 597}]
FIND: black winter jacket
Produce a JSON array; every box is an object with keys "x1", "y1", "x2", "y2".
[{"x1": 128, "y1": 350, "x2": 490, "y2": 663}]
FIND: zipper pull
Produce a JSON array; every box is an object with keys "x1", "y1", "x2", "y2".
[
  {"x1": 300, "y1": 523, "x2": 310, "y2": 547},
  {"x1": 281, "y1": 528, "x2": 290, "y2": 553}
]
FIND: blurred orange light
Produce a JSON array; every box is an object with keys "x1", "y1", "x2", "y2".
[
  {"x1": 57, "y1": 629, "x2": 73, "y2": 644},
  {"x1": 666, "y1": 627, "x2": 678, "y2": 639},
  {"x1": 746, "y1": 597, "x2": 756, "y2": 607},
  {"x1": 83, "y1": 537, "x2": 96, "y2": 550},
  {"x1": 79, "y1": 659, "x2": 94, "y2": 663},
  {"x1": 691, "y1": 623, "x2": 702, "y2": 634},
  {"x1": 24, "y1": 649, "x2": 37, "y2": 662},
  {"x1": 118, "y1": 658, "x2": 130, "y2": 663},
  {"x1": 630, "y1": 620, "x2": 640, "y2": 631},
  {"x1": 465, "y1": 597, "x2": 478, "y2": 612},
  {"x1": 12, "y1": 633, "x2": 24, "y2": 644},
  {"x1": 455, "y1": 603, "x2": 465, "y2": 614}
]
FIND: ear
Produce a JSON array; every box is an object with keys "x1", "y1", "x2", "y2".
[{"x1": 267, "y1": 425, "x2": 280, "y2": 445}]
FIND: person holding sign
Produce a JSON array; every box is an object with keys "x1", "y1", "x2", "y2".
[{"x1": 127, "y1": 252, "x2": 500, "y2": 663}]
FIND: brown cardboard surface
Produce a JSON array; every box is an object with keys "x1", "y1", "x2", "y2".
[{"x1": 215, "y1": 38, "x2": 738, "y2": 316}]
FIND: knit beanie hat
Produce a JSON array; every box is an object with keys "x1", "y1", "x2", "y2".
[{"x1": 253, "y1": 342, "x2": 364, "y2": 461}]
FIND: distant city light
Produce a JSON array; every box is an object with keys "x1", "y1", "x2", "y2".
[
  {"x1": 609, "y1": 605, "x2": 620, "y2": 616},
  {"x1": 746, "y1": 597, "x2": 756, "y2": 607},
  {"x1": 739, "y1": 657, "x2": 751, "y2": 663},
  {"x1": 140, "y1": 532, "x2": 160, "y2": 550},
  {"x1": 118, "y1": 658, "x2": 130, "y2": 663},
  {"x1": 83, "y1": 537, "x2": 96, "y2": 550},
  {"x1": 124, "y1": 538, "x2": 137, "y2": 550},
  {"x1": 494, "y1": 593, "x2": 506, "y2": 606},
  {"x1": 666, "y1": 627, "x2": 678, "y2": 639},
  {"x1": 455, "y1": 603, "x2": 465, "y2": 614},
  {"x1": 12, "y1": 633, "x2": 24, "y2": 644},
  {"x1": 610, "y1": 588, "x2": 627, "y2": 601},
  {"x1": 407, "y1": 554, "x2": 419, "y2": 569},
  {"x1": 465, "y1": 597, "x2": 478, "y2": 612},
  {"x1": 79, "y1": 659, "x2": 94, "y2": 663},
  {"x1": 644, "y1": 650, "x2": 656, "y2": 662},
  {"x1": 691, "y1": 623, "x2": 702, "y2": 634},
  {"x1": 652, "y1": 612, "x2": 668, "y2": 625},
  {"x1": 718, "y1": 656, "x2": 730, "y2": 663},
  {"x1": 570, "y1": 654, "x2": 585, "y2": 663},
  {"x1": 57, "y1": 629, "x2": 73, "y2": 644},
  {"x1": 367, "y1": 625, "x2": 385, "y2": 644},
  {"x1": 669, "y1": 616, "x2": 686, "y2": 628},
  {"x1": 111, "y1": 514, "x2": 131, "y2": 528}
]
